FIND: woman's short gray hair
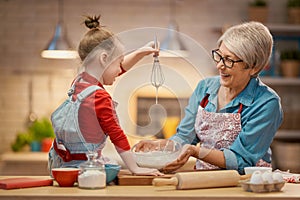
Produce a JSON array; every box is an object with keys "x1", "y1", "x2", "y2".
[{"x1": 217, "y1": 21, "x2": 273, "y2": 76}]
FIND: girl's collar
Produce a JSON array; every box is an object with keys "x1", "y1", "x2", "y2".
[{"x1": 80, "y1": 72, "x2": 104, "y2": 88}]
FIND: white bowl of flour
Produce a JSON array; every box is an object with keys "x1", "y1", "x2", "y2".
[{"x1": 132, "y1": 140, "x2": 182, "y2": 169}]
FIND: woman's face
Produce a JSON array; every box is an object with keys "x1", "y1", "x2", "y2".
[
  {"x1": 216, "y1": 43, "x2": 256, "y2": 91},
  {"x1": 102, "y1": 54, "x2": 124, "y2": 85}
]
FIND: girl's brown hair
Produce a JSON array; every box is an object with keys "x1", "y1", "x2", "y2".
[{"x1": 78, "y1": 15, "x2": 115, "y2": 61}]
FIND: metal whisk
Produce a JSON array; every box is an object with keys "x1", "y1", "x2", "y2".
[{"x1": 151, "y1": 36, "x2": 165, "y2": 104}]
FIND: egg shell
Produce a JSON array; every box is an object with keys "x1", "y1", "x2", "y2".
[
  {"x1": 261, "y1": 171, "x2": 274, "y2": 184},
  {"x1": 250, "y1": 171, "x2": 264, "y2": 184},
  {"x1": 272, "y1": 172, "x2": 284, "y2": 183}
]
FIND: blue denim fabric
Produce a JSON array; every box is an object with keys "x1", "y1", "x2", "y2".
[
  {"x1": 48, "y1": 85, "x2": 106, "y2": 173},
  {"x1": 171, "y1": 76, "x2": 283, "y2": 174}
]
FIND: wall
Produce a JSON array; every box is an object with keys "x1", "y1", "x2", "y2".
[{"x1": 0, "y1": 0, "x2": 295, "y2": 156}]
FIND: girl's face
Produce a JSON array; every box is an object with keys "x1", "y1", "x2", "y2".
[
  {"x1": 102, "y1": 54, "x2": 124, "y2": 85},
  {"x1": 216, "y1": 43, "x2": 257, "y2": 91}
]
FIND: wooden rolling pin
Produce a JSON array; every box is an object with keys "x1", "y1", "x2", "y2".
[{"x1": 152, "y1": 170, "x2": 250, "y2": 190}]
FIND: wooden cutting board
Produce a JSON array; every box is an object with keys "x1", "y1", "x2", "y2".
[
  {"x1": 117, "y1": 170, "x2": 174, "y2": 186},
  {"x1": 0, "y1": 177, "x2": 53, "y2": 189}
]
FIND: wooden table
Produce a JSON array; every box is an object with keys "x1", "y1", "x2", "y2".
[{"x1": 0, "y1": 176, "x2": 299, "y2": 200}]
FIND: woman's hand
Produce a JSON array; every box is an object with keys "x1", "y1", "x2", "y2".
[{"x1": 162, "y1": 144, "x2": 199, "y2": 173}]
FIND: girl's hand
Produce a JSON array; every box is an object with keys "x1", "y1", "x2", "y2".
[
  {"x1": 132, "y1": 167, "x2": 164, "y2": 176},
  {"x1": 121, "y1": 41, "x2": 160, "y2": 71},
  {"x1": 137, "y1": 41, "x2": 160, "y2": 56},
  {"x1": 119, "y1": 149, "x2": 164, "y2": 176}
]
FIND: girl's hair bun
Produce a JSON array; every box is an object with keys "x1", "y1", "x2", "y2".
[{"x1": 84, "y1": 15, "x2": 101, "y2": 29}]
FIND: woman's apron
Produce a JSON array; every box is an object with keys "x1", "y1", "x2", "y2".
[{"x1": 194, "y1": 94, "x2": 271, "y2": 170}]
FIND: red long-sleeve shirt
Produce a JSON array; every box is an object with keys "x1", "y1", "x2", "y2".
[{"x1": 72, "y1": 71, "x2": 130, "y2": 153}]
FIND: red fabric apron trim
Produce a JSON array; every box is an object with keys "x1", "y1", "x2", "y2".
[
  {"x1": 200, "y1": 94, "x2": 209, "y2": 108},
  {"x1": 237, "y1": 103, "x2": 243, "y2": 114},
  {"x1": 53, "y1": 141, "x2": 87, "y2": 162},
  {"x1": 199, "y1": 94, "x2": 243, "y2": 113}
]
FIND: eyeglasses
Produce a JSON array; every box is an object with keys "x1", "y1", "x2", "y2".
[{"x1": 212, "y1": 49, "x2": 243, "y2": 69}]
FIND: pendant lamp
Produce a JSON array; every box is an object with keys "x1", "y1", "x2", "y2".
[
  {"x1": 41, "y1": 0, "x2": 77, "y2": 59},
  {"x1": 160, "y1": 0, "x2": 188, "y2": 57}
]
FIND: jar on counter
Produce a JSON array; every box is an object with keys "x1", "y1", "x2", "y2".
[{"x1": 78, "y1": 152, "x2": 106, "y2": 189}]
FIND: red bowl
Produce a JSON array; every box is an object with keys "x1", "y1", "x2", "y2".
[{"x1": 52, "y1": 168, "x2": 80, "y2": 187}]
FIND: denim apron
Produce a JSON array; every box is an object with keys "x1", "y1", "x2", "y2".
[
  {"x1": 48, "y1": 84, "x2": 116, "y2": 172},
  {"x1": 194, "y1": 94, "x2": 271, "y2": 170}
]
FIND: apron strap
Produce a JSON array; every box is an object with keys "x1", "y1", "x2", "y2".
[
  {"x1": 200, "y1": 94, "x2": 243, "y2": 114},
  {"x1": 237, "y1": 103, "x2": 243, "y2": 114},
  {"x1": 53, "y1": 140, "x2": 88, "y2": 162},
  {"x1": 200, "y1": 94, "x2": 210, "y2": 108}
]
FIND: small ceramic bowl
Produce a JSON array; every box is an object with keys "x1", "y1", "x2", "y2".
[
  {"x1": 105, "y1": 164, "x2": 121, "y2": 184},
  {"x1": 52, "y1": 168, "x2": 80, "y2": 187},
  {"x1": 244, "y1": 167, "x2": 272, "y2": 175}
]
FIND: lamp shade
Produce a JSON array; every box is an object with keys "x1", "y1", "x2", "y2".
[
  {"x1": 160, "y1": 20, "x2": 188, "y2": 57},
  {"x1": 41, "y1": 22, "x2": 78, "y2": 59},
  {"x1": 160, "y1": 0, "x2": 188, "y2": 58}
]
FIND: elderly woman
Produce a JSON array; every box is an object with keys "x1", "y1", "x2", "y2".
[{"x1": 135, "y1": 21, "x2": 283, "y2": 175}]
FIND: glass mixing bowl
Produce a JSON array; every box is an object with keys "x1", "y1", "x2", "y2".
[{"x1": 131, "y1": 140, "x2": 182, "y2": 169}]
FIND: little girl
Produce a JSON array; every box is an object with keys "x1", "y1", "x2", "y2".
[{"x1": 48, "y1": 15, "x2": 162, "y2": 176}]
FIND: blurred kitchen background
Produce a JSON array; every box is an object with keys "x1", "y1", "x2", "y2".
[{"x1": 0, "y1": 0, "x2": 299, "y2": 175}]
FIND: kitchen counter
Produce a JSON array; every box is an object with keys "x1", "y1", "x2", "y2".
[
  {"x1": 0, "y1": 152, "x2": 49, "y2": 175},
  {"x1": 0, "y1": 150, "x2": 196, "y2": 176},
  {"x1": 0, "y1": 176, "x2": 299, "y2": 200}
]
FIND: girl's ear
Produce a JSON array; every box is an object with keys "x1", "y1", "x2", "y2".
[{"x1": 98, "y1": 52, "x2": 108, "y2": 66}]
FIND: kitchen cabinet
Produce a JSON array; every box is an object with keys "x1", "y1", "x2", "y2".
[
  {"x1": 262, "y1": 77, "x2": 300, "y2": 173},
  {"x1": 261, "y1": 77, "x2": 300, "y2": 85},
  {"x1": 261, "y1": 77, "x2": 300, "y2": 173},
  {"x1": 136, "y1": 96, "x2": 188, "y2": 138},
  {"x1": 266, "y1": 24, "x2": 300, "y2": 77}
]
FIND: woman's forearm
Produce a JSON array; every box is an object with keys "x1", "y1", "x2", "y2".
[
  {"x1": 200, "y1": 148, "x2": 226, "y2": 168},
  {"x1": 187, "y1": 145, "x2": 226, "y2": 168}
]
